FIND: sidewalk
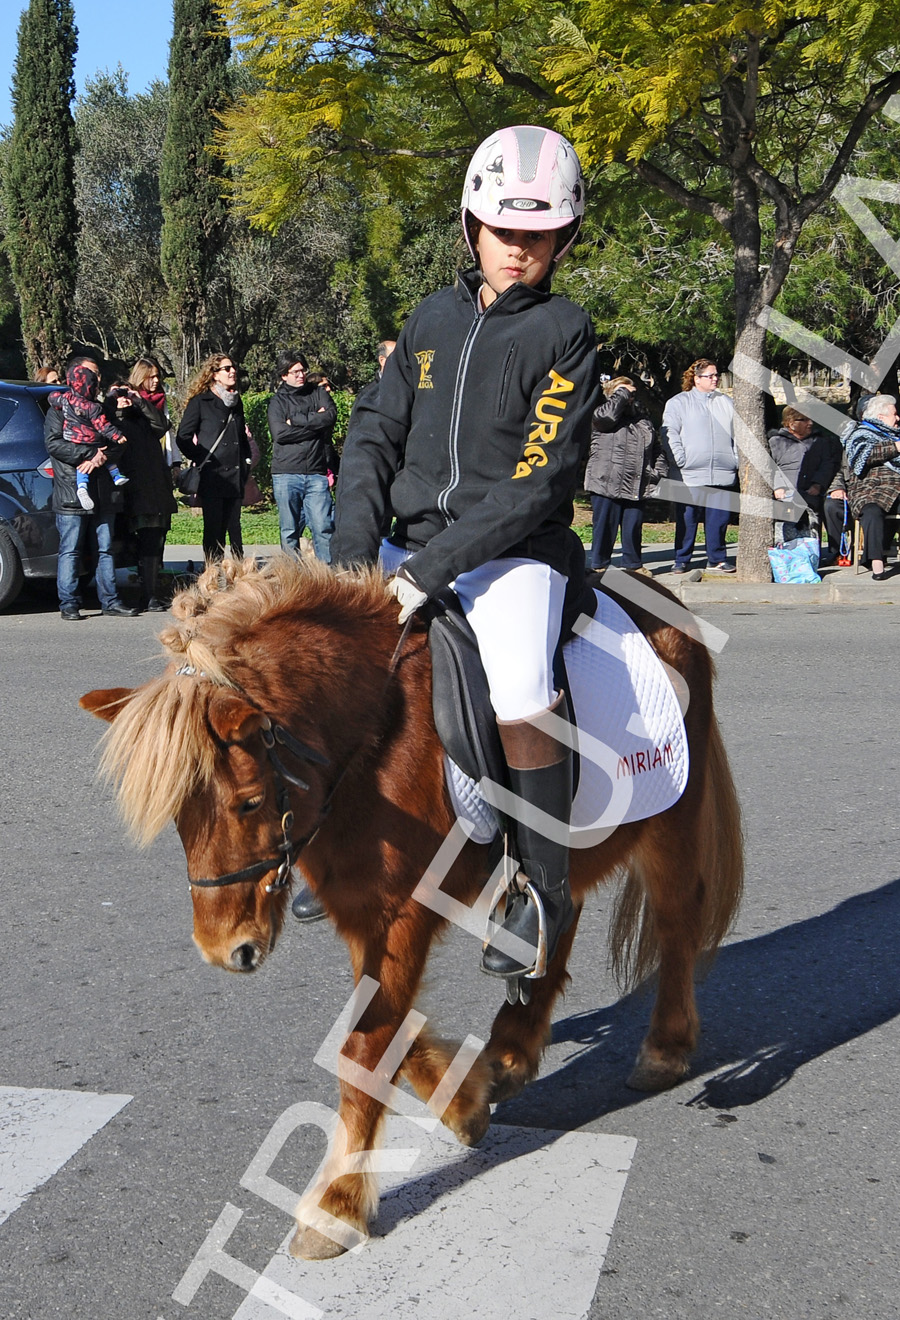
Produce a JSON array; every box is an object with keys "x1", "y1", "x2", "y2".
[{"x1": 162, "y1": 543, "x2": 900, "y2": 606}]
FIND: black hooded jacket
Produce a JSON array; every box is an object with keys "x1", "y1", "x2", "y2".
[
  {"x1": 585, "y1": 386, "x2": 666, "y2": 502},
  {"x1": 332, "y1": 269, "x2": 597, "y2": 598}
]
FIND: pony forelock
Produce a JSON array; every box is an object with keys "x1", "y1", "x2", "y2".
[{"x1": 99, "y1": 555, "x2": 394, "y2": 844}]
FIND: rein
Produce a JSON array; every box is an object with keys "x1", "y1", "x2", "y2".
[{"x1": 184, "y1": 616, "x2": 414, "y2": 893}]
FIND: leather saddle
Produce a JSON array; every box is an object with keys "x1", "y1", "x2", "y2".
[{"x1": 426, "y1": 573, "x2": 598, "y2": 836}]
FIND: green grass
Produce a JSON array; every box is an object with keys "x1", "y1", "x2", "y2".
[
  {"x1": 168, "y1": 502, "x2": 738, "y2": 547},
  {"x1": 167, "y1": 505, "x2": 282, "y2": 545}
]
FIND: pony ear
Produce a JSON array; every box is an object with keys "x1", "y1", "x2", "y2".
[
  {"x1": 207, "y1": 690, "x2": 268, "y2": 746},
  {"x1": 80, "y1": 688, "x2": 135, "y2": 722}
]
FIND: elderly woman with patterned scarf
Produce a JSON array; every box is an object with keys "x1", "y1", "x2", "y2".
[{"x1": 843, "y1": 393, "x2": 900, "y2": 581}]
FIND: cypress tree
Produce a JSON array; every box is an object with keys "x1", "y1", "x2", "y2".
[
  {"x1": 2, "y1": 0, "x2": 78, "y2": 374},
  {"x1": 160, "y1": 0, "x2": 230, "y2": 381}
]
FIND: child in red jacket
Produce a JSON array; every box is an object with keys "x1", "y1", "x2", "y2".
[{"x1": 59, "y1": 362, "x2": 129, "y2": 510}]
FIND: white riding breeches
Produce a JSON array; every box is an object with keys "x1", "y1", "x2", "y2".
[{"x1": 380, "y1": 540, "x2": 565, "y2": 721}]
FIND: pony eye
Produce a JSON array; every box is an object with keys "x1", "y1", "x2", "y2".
[{"x1": 239, "y1": 795, "x2": 264, "y2": 816}]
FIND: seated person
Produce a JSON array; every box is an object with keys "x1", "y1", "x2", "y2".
[
  {"x1": 843, "y1": 393, "x2": 900, "y2": 580},
  {"x1": 822, "y1": 448, "x2": 851, "y2": 565},
  {"x1": 768, "y1": 406, "x2": 833, "y2": 543}
]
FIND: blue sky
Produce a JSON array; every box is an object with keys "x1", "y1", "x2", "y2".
[{"x1": 0, "y1": 0, "x2": 173, "y2": 125}]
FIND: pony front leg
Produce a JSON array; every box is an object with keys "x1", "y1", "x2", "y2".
[
  {"x1": 291, "y1": 1078, "x2": 386, "y2": 1261},
  {"x1": 484, "y1": 906, "x2": 582, "y2": 1104},
  {"x1": 291, "y1": 913, "x2": 440, "y2": 1260},
  {"x1": 401, "y1": 1032, "x2": 493, "y2": 1148}
]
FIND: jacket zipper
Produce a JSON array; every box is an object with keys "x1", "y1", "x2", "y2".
[{"x1": 437, "y1": 285, "x2": 495, "y2": 527}]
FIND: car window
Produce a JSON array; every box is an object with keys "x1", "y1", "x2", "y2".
[{"x1": 0, "y1": 398, "x2": 17, "y2": 433}]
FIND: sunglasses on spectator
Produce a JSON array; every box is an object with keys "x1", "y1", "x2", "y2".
[{"x1": 697, "y1": 372, "x2": 720, "y2": 379}]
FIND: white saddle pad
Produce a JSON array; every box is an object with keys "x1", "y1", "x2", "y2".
[{"x1": 444, "y1": 588, "x2": 689, "y2": 849}]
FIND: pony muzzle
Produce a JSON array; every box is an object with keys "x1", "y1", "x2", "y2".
[{"x1": 192, "y1": 930, "x2": 266, "y2": 973}]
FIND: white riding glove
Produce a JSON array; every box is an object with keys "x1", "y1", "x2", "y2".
[{"x1": 389, "y1": 567, "x2": 428, "y2": 624}]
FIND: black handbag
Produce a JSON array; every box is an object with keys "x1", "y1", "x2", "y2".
[
  {"x1": 175, "y1": 463, "x2": 202, "y2": 496},
  {"x1": 175, "y1": 419, "x2": 230, "y2": 496}
]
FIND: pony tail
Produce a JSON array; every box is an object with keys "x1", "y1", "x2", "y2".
[{"x1": 609, "y1": 663, "x2": 743, "y2": 991}]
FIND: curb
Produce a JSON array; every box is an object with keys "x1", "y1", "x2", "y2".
[
  {"x1": 673, "y1": 577, "x2": 900, "y2": 606},
  {"x1": 162, "y1": 546, "x2": 900, "y2": 607}
]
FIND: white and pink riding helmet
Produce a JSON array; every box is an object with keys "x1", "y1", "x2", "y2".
[{"x1": 461, "y1": 124, "x2": 586, "y2": 263}]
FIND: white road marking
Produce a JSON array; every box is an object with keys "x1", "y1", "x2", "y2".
[
  {"x1": 231, "y1": 1118, "x2": 635, "y2": 1320},
  {"x1": 0, "y1": 1085, "x2": 132, "y2": 1226}
]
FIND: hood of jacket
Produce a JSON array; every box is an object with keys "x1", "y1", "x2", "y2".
[{"x1": 65, "y1": 363, "x2": 100, "y2": 402}]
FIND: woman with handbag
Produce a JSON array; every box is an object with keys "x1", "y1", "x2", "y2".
[{"x1": 176, "y1": 354, "x2": 251, "y2": 560}]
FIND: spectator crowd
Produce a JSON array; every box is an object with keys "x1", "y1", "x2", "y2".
[{"x1": 35, "y1": 339, "x2": 897, "y2": 621}]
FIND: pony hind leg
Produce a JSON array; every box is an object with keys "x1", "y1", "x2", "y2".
[
  {"x1": 483, "y1": 905, "x2": 582, "y2": 1104},
  {"x1": 614, "y1": 822, "x2": 707, "y2": 1092},
  {"x1": 617, "y1": 713, "x2": 743, "y2": 1092}
]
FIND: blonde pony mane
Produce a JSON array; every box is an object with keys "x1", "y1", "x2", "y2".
[{"x1": 98, "y1": 555, "x2": 392, "y2": 844}]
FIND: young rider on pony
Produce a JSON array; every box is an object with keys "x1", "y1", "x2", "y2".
[{"x1": 331, "y1": 125, "x2": 598, "y2": 980}]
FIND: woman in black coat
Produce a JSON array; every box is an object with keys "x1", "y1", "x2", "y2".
[
  {"x1": 113, "y1": 357, "x2": 177, "y2": 610},
  {"x1": 176, "y1": 353, "x2": 250, "y2": 561}
]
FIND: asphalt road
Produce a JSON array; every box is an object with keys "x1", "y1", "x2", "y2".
[{"x1": 1, "y1": 588, "x2": 899, "y2": 1319}]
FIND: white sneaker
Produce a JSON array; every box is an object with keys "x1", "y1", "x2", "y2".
[
  {"x1": 113, "y1": 473, "x2": 129, "y2": 487},
  {"x1": 76, "y1": 486, "x2": 94, "y2": 510}
]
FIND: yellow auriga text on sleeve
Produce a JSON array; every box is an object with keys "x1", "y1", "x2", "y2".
[{"x1": 513, "y1": 369, "x2": 575, "y2": 478}]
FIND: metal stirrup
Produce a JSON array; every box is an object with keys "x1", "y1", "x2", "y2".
[{"x1": 483, "y1": 872, "x2": 549, "y2": 980}]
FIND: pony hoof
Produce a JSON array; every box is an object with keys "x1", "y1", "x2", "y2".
[
  {"x1": 289, "y1": 1225, "x2": 350, "y2": 1261},
  {"x1": 453, "y1": 1103, "x2": 491, "y2": 1148},
  {"x1": 626, "y1": 1055, "x2": 690, "y2": 1092},
  {"x1": 487, "y1": 1055, "x2": 531, "y2": 1105}
]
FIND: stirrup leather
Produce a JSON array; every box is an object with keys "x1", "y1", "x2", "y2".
[{"x1": 482, "y1": 871, "x2": 549, "y2": 980}]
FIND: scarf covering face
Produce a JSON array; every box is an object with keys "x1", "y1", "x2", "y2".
[
  {"x1": 211, "y1": 382, "x2": 239, "y2": 407},
  {"x1": 844, "y1": 417, "x2": 900, "y2": 477}
]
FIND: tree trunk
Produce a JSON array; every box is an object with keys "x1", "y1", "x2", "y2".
[
  {"x1": 732, "y1": 314, "x2": 773, "y2": 581},
  {"x1": 726, "y1": 119, "x2": 774, "y2": 584}
]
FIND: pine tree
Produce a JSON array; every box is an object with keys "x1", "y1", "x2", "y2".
[
  {"x1": 160, "y1": 0, "x2": 230, "y2": 381},
  {"x1": 2, "y1": 0, "x2": 78, "y2": 374}
]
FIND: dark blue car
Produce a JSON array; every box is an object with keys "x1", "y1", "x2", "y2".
[{"x1": 0, "y1": 380, "x2": 59, "y2": 609}]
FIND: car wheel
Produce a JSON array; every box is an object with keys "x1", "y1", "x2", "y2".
[{"x1": 0, "y1": 527, "x2": 25, "y2": 610}]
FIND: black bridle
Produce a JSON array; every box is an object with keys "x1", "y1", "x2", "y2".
[
  {"x1": 184, "y1": 616, "x2": 413, "y2": 894},
  {"x1": 188, "y1": 717, "x2": 330, "y2": 893}
]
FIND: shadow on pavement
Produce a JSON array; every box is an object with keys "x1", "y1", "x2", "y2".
[{"x1": 495, "y1": 876, "x2": 900, "y2": 1124}]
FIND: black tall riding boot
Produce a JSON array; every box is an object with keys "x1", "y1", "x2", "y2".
[{"x1": 481, "y1": 693, "x2": 574, "y2": 979}]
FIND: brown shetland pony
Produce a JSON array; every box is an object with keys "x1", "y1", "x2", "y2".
[{"x1": 81, "y1": 556, "x2": 742, "y2": 1261}]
